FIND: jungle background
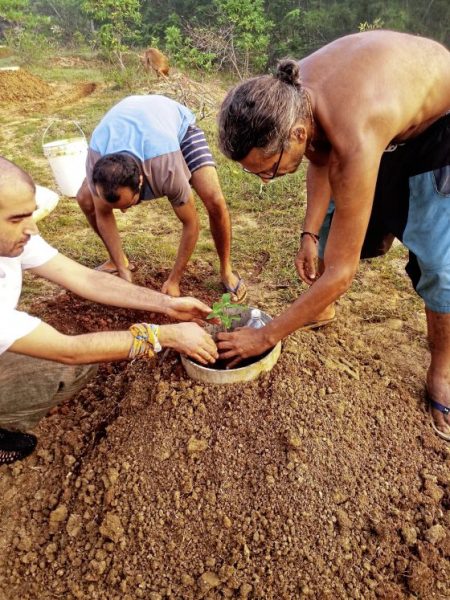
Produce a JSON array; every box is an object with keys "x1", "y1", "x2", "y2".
[{"x1": 0, "y1": 0, "x2": 448, "y2": 80}]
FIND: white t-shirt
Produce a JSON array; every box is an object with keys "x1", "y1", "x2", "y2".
[{"x1": 0, "y1": 235, "x2": 58, "y2": 355}]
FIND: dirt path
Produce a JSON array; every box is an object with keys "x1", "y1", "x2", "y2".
[{"x1": 0, "y1": 265, "x2": 448, "y2": 600}]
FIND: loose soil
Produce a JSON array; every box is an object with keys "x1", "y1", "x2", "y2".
[
  {"x1": 0, "y1": 68, "x2": 98, "y2": 110},
  {"x1": 0, "y1": 64, "x2": 448, "y2": 599},
  {"x1": 0, "y1": 265, "x2": 448, "y2": 600},
  {"x1": 0, "y1": 69, "x2": 51, "y2": 103}
]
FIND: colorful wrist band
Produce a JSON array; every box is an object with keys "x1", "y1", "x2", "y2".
[
  {"x1": 148, "y1": 324, "x2": 162, "y2": 353},
  {"x1": 128, "y1": 323, "x2": 161, "y2": 360}
]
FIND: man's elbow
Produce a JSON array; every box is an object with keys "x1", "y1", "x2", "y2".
[
  {"x1": 204, "y1": 192, "x2": 227, "y2": 218},
  {"x1": 56, "y1": 351, "x2": 81, "y2": 365}
]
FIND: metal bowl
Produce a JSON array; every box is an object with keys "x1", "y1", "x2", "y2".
[{"x1": 181, "y1": 307, "x2": 282, "y2": 384}]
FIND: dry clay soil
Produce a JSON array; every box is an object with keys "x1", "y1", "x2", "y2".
[
  {"x1": 0, "y1": 71, "x2": 449, "y2": 600},
  {"x1": 0, "y1": 264, "x2": 449, "y2": 600}
]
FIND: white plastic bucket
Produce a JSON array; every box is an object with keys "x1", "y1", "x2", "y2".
[{"x1": 42, "y1": 121, "x2": 87, "y2": 197}]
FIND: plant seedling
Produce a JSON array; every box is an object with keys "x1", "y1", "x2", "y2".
[{"x1": 207, "y1": 293, "x2": 246, "y2": 330}]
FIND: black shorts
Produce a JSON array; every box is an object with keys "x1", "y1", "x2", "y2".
[{"x1": 319, "y1": 114, "x2": 450, "y2": 311}]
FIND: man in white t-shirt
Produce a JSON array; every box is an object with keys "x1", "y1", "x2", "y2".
[{"x1": 0, "y1": 157, "x2": 218, "y2": 465}]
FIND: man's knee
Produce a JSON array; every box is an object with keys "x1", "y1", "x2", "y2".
[
  {"x1": 55, "y1": 363, "x2": 98, "y2": 403},
  {"x1": 0, "y1": 354, "x2": 98, "y2": 430}
]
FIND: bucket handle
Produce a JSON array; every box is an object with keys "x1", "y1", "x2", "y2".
[{"x1": 42, "y1": 120, "x2": 86, "y2": 147}]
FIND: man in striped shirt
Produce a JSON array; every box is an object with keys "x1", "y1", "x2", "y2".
[{"x1": 77, "y1": 95, "x2": 246, "y2": 302}]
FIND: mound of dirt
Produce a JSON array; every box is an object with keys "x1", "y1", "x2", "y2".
[
  {"x1": 0, "y1": 268, "x2": 448, "y2": 600},
  {"x1": 0, "y1": 68, "x2": 51, "y2": 103}
]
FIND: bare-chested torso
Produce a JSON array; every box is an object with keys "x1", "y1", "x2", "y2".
[{"x1": 302, "y1": 31, "x2": 450, "y2": 164}]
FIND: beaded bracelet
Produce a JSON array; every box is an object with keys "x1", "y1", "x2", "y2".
[
  {"x1": 128, "y1": 323, "x2": 161, "y2": 360},
  {"x1": 300, "y1": 231, "x2": 320, "y2": 243}
]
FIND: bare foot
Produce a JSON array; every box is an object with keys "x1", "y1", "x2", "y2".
[{"x1": 314, "y1": 305, "x2": 336, "y2": 322}]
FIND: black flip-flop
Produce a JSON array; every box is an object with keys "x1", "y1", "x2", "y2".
[
  {"x1": 223, "y1": 273, "x2": 248, "y2": 304},
  {"x1": 0, "y1": 428, "x2": 37, "y2": 465},
  {"x1": 427, "y1": 397, "x2": 450, "y2": 442}
]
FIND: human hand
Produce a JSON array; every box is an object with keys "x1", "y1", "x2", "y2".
[
  {"x1": 117, "y1": 266, "x2": 133, "y2": 283},
  {"x1": 159, "y1": 323, "x2": 218, "y2": 364},
  {"x1": 166, "y1": 296, "x2": 213, "y2": 322},
  {"x1": 216, "y1": 326, "x2": 270, "y2": 369},
  {"x1": 295, "y1": 236, "x2": 319, "y2": 285},
  {"x1": 162, "y1": 278, "x2": 181, "y2": 297}
]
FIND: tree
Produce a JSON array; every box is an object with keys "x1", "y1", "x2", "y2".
[
  {"x1": 0, "y1": 0, "x2": 50, "y2": 32},
  {"x1": 1, "y1": 0, "x2": 448, "y2": 74},
  {"x1": 0, "y1": 0, "x2": 55, "y2": 61},
  {"x1": 214, "y1": 0, "x2": 272, "y2": 76},
  {"x1": 163, "y1": 0, "x2": 272, "y2": 76},
  {"x1": 30, "y1": 0, "x2": 92, "y2": 44},
  {"x1": 141, "y1": 0, "x2": 211, "y2": 44},
  {"x1": 81, "y1": 0, "x2": 142, "y2": 67}
]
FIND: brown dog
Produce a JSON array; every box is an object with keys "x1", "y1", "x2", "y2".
[{"x1": 141, "y1": 48, "x2": 170, "y2": 77}]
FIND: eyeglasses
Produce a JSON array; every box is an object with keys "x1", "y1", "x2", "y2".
[{"x1": 242, "y1": 148, "x2": 284, "y2": 180}]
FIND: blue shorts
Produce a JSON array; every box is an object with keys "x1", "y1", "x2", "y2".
[{"x1": 318, "y1": 114, "x2": 450, "y2": 313}]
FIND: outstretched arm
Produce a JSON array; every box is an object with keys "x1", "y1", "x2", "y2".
[
  {"x1": 10, "y1": 320, "x2": 218, "y2": 365},
  {"x1": 30, "y1": 253, "x2": 212, "y2": 322},
  {"x1": 218, "y1": 127, "x2": 388, "y2": 363},
  {"x1": 190, "y1": 165, "x2": 233, "y2": 279}
]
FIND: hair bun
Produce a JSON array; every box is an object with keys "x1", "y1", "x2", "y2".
[{"x1": 276, "y1": 59, "x2": 302, "y2": 87}]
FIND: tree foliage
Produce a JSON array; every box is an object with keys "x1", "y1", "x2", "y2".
[
  {"x1": 0, "y1": 0, "x2": 448, "y2": 73},
  {"x1": 215, "y1": 0, "x2": 271, "y2": 76},
  {"x1": 30, "y1": 0, "x2": 91, "y2": 43},
  {"x1": 81, "y1": 0, "x2": 141, "y2": 66},
  {"x1": 163, "y1": 0, "x2": 271, "y2": 77},
  {"x1": 0, "y1": 0, "x2": 50, "y2": 30}
]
